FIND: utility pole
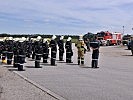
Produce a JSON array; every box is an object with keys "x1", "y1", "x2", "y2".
[{"x1": 122, "y1": 26, "x2": 124, "y2": 34}]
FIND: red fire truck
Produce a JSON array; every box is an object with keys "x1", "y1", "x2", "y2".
[{"x1": 97, "y1": 31, "x2": 122, "y2": 46}]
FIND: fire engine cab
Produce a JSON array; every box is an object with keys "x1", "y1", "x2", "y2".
[{"x1": 97, "y1": 31, "x2": 122, "y2": 46}]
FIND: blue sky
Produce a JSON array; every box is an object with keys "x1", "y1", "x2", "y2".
[{"x1": 0, "y1": 0, "x2": 133, "y2": 35}]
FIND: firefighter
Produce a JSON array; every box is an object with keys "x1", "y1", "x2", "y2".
[
  {"x1": 6, "y1": 37, "x2": 14, "y2": 64},
  {"x1": 1, "y1": 37, "x2": 8, "y2": 64},
  {"x1": 84, "y1": 38, "x2": 90, "y2": 51},
  {"x1": 49, "y1": 35, "x2": 57, "y2": 66},
  {"x1": 26, "y1": 37, "x2": 32, "y2": 58},
  {"x1": 90, "y1": 36, "x2": 100, "y2": 68},
  {"x1": 130, "y1": 35, "x2": 133, "y2": 56},
  {"x1": 58, "y1": 36, "x2": 64, "y2": 61},
  {"x1": 65, "y1": 37, "x2": 73, "y2": 63},
  {"x1": 32, "y1": 38, "x2": 36, "y2": 59},
  {"x1": 42, "y1": 39, "x2": 49, "y2": 63},
  {"x1": 13, "y1": 38, "x2": 19, "y2": 68},
  {"x1": 17, "y1": 37, "x2": 26, "y2": 71},
  {"x1": 75, "y1": 35, "x2": 85, "y2": 65},
  {"x1": 34, "y1": 36, "x2": 43, "y2": 68},
  {"x1": 0, "y1": 39, "x2": 4, "y2": 60}
]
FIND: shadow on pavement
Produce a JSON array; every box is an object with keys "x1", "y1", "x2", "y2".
[
  {"x1": 80, "y1": 66, "x2": 92, "y2": 68},
  {"x1": 66, "y1": 63, "x2": 78, "y2": 65},
  {"x1": 122, "y1": 55, "x2": 133, "y2": 56},
  {"x1": 57, "y1": 61, "x2": 66, "y2": 63},
  {"x1": 3, "y1": 65, "x2": 14, "y2": 68},
  {"x1": 25, "y1": 66, "x2": 36, "y2": 68},
  {"x1": 41, "y1": 63, "x2": 57, "y2": 67},
  {"x1": 8, "y1": 68, "x2": 18, "y2": 71},
  {"x1": 40, "y1": 63, "x2": 51, "y2": 66}
]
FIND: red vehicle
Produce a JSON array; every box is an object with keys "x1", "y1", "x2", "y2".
[{"x1": 97, "y1": 31, "x2": 122, "y2": 46}]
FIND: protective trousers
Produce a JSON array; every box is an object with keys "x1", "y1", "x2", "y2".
[
  {"x1": 51, "y1": 51, "x2": 56, "y2": 65},
  {"x1": 18, "y1": 55, "x2": 25, "y2": 71},
  {"x1": 35, "y1": 54, "x2": 42, "y2": 68},
  {"x1": 7, "y1": 52, "x2": 13, "y2": 64},
  {"x1": 78, "y1": 57, "x2": 84, "y2": 65},
  {"x1": 26, "y1": 51, "x2": 31, "y2": 58},
  {"x1": 131, "y1": 49, "x2": 133, "y2": 55},
  {"x1": 13, "y1": 55, "x2": 18, "y2": 67},
  {"x1": 32, "y1": 51, "x2": 35, "y2": 59},
  {"x1": 66, "y1": 51, "x2": 72, "y2": 63},
  {"x1": 2, "y1": 51, "x2": 7, "y2": 63},
  {"x1": 59, "y1": 50, "x2": 64, "y2": 61},
  {"x1": 43, "y1": 53, "x2": 48, "y2": 63},
  {"x1": 92, "y1": 50, "x2": 99, "y2": 68},
  {"x1": 131, "y1": 40, "x2": 133, "y2": 55},
  {"x1": 77, "y1": 48, "x2": 84, "y2": 65}
]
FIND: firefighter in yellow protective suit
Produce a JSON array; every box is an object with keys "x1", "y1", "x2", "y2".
[{"x1": 75, "y1": 35, "x2": 85, "y2": 65}]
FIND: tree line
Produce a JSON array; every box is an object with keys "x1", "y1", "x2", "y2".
[{"x1": 0, "y1": 33, "x2": 79, "y2": 39}]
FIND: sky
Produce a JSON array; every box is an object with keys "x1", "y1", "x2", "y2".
[{"x1": 0, "y1": 0, "x2": 133, "y2": 35}]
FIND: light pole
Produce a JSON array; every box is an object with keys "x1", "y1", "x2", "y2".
[{"x1": 122, "y1": 26, "x2": 124, "y2": 34}]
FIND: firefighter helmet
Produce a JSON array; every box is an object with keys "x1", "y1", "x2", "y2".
[
  {"x1": 79, "y1": 35, "x2": 83, "y2": 41},
  {"x1": 52, "y1": 35, "x2": 56, "y2": 40},
  {"x1": 0, "y1": 39, "x2": 3, "y2": 41},
  {"x1": 60, "y1": 36, "x2": 64, "y2": 40},
  {"x1": 14, "y1": 38, "x2": 19, "y2": 41},
  {"x1": 67, "y1": 37, "x2": 72, "y2": 41},
  {"x1": 19, "y1": 37, "x2": 26, "y2": 42},
  {"x1": 43, "y1": 38, "x2": 47, "y2": 43},
  {"x1": 8, "y1": 37, "x2": 13, "y2": 40},
  {"x1": 36, "y1": 36, "x2": 42, "y2": 41},
  {"x1": 22, "y1": 37, "x2": 26, "y2": 41}
]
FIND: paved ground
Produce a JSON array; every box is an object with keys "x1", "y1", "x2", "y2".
[
  {"x1": 0, "y1": 65, "x2": 57, "y2": 100},
  {"x1": 1, "y1": 44, "x2": 133, "y2": 100}
]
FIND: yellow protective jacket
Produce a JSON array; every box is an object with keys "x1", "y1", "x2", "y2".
[{"x1": 75, "y1": 40, "x2": 85, "y2": 57}]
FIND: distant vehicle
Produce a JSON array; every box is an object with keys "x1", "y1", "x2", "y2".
[
  {"x1": 83, "y1": 32, "x2": 96, "y2": 41},
  {"x1": 127, "y1": 40, "x2": 131, "y2": 50},
  {"x1": 122, "y1": 34, "x2": 131, "y2": 45},
  {"x1": 96, "y1": 31, "x2": 122, "y2": 46}
]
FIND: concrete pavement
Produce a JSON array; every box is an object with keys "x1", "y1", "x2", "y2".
[{"x1": 4, "y1": 45, "x2": 133, "y2": 100}]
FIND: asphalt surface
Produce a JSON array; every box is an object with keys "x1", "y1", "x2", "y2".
[
  {"x1": 0, "y1": 64, "x2": 57, "y2": 100},
  {"x1": 5, "y1": 44, "x2": 133, "y2": 100}
]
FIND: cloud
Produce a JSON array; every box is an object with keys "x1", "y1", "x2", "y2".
[{"x1": 0, "y1": 0, "x2": 133, "y2": 34}]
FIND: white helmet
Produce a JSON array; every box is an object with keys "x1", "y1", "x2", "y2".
[
  {"x1": 79, "y1": 35, "x2": 83, "y2": 41},
  {"x1": 14, "y1": 38, "x2": 19, "y2": 41},
  {"x1": 19, "y1": 39, "x2": 24, "y2": 42},
  {"x1": 0, "y1": 39, "x2": 3, "y2": 41},
  {"x1": 26, "y1": 37, "x2": 29, "y2": 41},
  {"x1": 60, "y1": 36, "x2": 64, "y2": 40},
  {"x1": 52, "y1": 35, "x2": 56, "y2": 40},
  {"x1": 43, "y1": 38, "x2": 47, "y2": 43},
  {"x1": 36, "y1": 36, "x2": 42, "y2": 41},
  {"x1": 67, "y1": 37, "x2": 72, "y2": 41},
  {"x1": 19, "y1": 37, "x2": 26, "y2": 42},
  {"x1": 3, "y1": 37, "x2": 7, "y2": 41},
  {"x1": 22, "y1": 37, "x2": 26, "y2": 41},
  {"x1": 8, "y1": 37, "x2": 13, "y2": 40}
]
